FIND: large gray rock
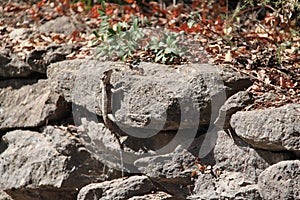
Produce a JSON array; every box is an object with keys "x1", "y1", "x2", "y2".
[
  {"x1": 38, "y1": 16, "x2": 87, "y2": 35},
  {"x1": 188, "y1": 172, "x2": 219, "y2": 200},
  {"x1": 77, "y1": 118, "x2": 177, "y2": 173},
  {"x1": 0, "y1": 126, "x2": 122, "y2": 200},
  {"x1": 48, "y1": 60, "x2": 252, "y2": 131},
  {"x1": 47, "y1": 59, "x2": 104, "y2": 117},
  {"x1": 112, "y1": 63, "x2": 251, "y2": 131},
  {"x1": 134, "y1": 146, "x2": 197, "y2": 197},
  {"x1": 230, "y1": 104, "x2": 300, "y2": 152},
  {"x1": 0, "y1": 79, "x2": 68, "y2": 130},
  {"x1": 189, "y1": 171, "x2": 262, "y2": 200},
  {"x1": 258, "y1": 160, "x2": 300, "y2": 200},
  {"x1": 77, "y1": 175, "x2": 156, "y2": 200},
  {"x1": 77, "y1": 119, "x2": 197, "y2": 199},
  {"x1": 214, "y1": 131, "x2": 292, "y2": 182},
  {"x1": 134, "y1": 145, "x2": 196, "y2": 178}
]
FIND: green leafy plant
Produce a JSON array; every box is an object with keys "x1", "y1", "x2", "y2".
[
  {"x1": 95, "y1": 17, "x2": 145, "y2": 60},
  {"x1": 93, "y1": 0, "x2": 186, "y2": 64},
  {"x1": 145, "y1": 31, "x2": 185, "y2": 63}
]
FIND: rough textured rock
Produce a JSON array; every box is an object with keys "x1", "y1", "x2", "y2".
[
  {"x1": 230, "y1": 104, "x2": 300, "y2": 152},
  {"x1": 0, "y1": 51, "x2": 34, "y2": 78},
  {"x1": 47, "y1": 59, "x2": 104, "y2": 117},
  {"x1": 38, "y1": 16, "x2": 87, "y2": 35},
  {"x1": 0, "y1": 126, "x2": 122, "y2": 200},
  {"x1": 134, "y1": 145, "x2": 196, "y2": 178},
  {"x1": 189, "y1": 172, "x2": 262, "y2": 200},
  {"x1": 134, "y1": 146, "x2": 197, "y2": 197},
  {"x1": 77, "y1": 176, "x2": 156, "y2": 200},
  {"x1": 214, "y1": 91, "x2": 254, "y2": 129},
  {"x1": 128, "y1": 191, "x2": 173, "y2": 200},
  {"x1": 9, "y1": 28, "x2": 31, "y2": 40},
  {"x1": 258, "y1": 160, "x2": 300, "y2": 200},
  {"x1": 213, "y1": 131, "x2": 292, "y2": 182},
  {"x1": 48, "y1": 60, "x2": 252, "y2": 131},
  {"x1": 112, "y1": 63, "x2": 252, "y2": 131},
  {"x1": 77, "y1": 118, "x2": 126, "y2": 172},
  {"x1": 0, "y1": 79, "x2": 68, "y2": 130},
  {"x1": 78, "y1": 118, "x2": 177, "y2": 173},
  {"x1": 26, "y1": 44, "x2": 81, "y2": 74},
  {"x1": 78, "y1": 117, "x2": 199, "y2": 199}
]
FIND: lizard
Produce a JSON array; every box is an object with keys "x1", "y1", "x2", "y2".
[
  {"x1": 100, "y1": 68, "x2": 125, "y2": 176},
  {"x1": 100, "y1": 68, "x2": 124, "y2": 140}
]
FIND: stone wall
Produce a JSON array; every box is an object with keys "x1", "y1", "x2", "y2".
[{"x1": 0, "y1": 57, "x2": 299, "y2": 200}]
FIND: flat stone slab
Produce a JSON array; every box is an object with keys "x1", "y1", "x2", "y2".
[
  {"x1": 214, "y1": 131, "x2": 292, "y2": 182},
  {"x1": 0, "y1": 126, "x2": 122, "y2": 200},
  {"x1": 230, "y1": 104, "x2": 300, "y2": 152},
  {"x1": 0, "y1": 79, "x2": 68, "y2": 130},
  {"x1": 134, "y1": 145, "x2": 196, "y2": 197},
  {"x1": 77, "y1": 176, "x2": 156, "y2": 200},
  {"x1": 48, "y1": 60, "x2": 253, "y2": 131}
]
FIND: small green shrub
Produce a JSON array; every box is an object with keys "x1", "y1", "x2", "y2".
[
  {"x1": 95, "y1": 16, "x2": 146, "y2": 60},
  {"x1": 93, "y1": 0, "x2": 186, "y2": 64},
  {"x1": 145, "y1": 32, "x2": 185, "y2": 63}
]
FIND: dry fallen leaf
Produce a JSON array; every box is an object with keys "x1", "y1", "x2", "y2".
[{"x1": 224, "y1": 50, "x2": 232, "y2": 62}]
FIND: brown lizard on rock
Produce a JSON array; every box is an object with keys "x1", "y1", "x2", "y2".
[
  {"x1": 100, "y1": 69, "x2": 124, "y2": 139},
  {"x1": 100, "y1": 68, "x2": 125, "y2": 176}
]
